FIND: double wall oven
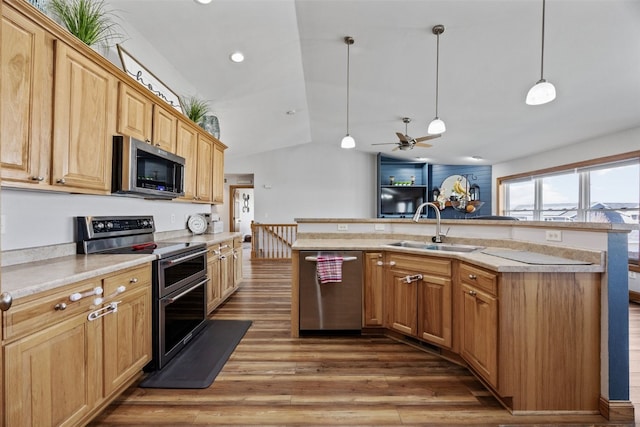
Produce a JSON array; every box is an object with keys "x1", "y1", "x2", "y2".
[{"x1": 77, "y1": 216, "x2": 208, "y2": 370}]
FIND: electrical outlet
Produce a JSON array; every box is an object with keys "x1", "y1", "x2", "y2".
[
  {"x1": 374, "y1": 224, "x2": 385, "y2": 231},
  {"x1": 337, "y1": 224, "x2": 348, "y2": 231},
  {"x1": 630, "y1": 271, "x2": 638, "y2": 279},
  {"x1": 170, "y1": 214, "x2": 176, "y2": 224},
  {"x1": 0, "y1": 215, "x2": 5, "y2": 234},
  {"x1": 545, "y1": 230, "x2": 562, "y2": 242}
]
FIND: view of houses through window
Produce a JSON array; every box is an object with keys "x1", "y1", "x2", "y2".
[{"x1": 501, "y1": 157, "x2": 640, "y2": 263}]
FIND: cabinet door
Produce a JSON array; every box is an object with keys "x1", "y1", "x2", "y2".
[
  {"x1": 196, "y1": 134, "x2": 213, "y2": 202},
  {"x1": 212, "y1": 142, "x2": 225, "y2": 204},
  {"x1": 117, "y1": 82, "x2": 153, "y2": 142},
  {"x1": 388, "y1": 269, "x2": 418, "y2": 336},
  {"x1": 176, "y1": 120, "x2": 198, "y2": 201},
  {"x1": 52, "y1": 42, "x2": 116, "y2": 192},
  {"x1": 418, "y1": 274, "x2": 452, "y2": 348},
  {"x1": 1, "y1": 7, "x2": 51, "y2": 184},
  {"x1": 152, "y1": 104, "x2": 177, "y2": 153},
  {"x1": 4, "y1": 314, "x2": 101, "y2": 427},
  {"x1": 102, "y1": 286, "x2": 152, "y2": 397},
  {"x1": 363, "y1": 252, "x2": 384, "y2": 327},
  {"x1": 220, "y1": 249, "x2": 235, "y2": 298},
  {"x1": 233, "y1": 247, "x2": 243, "y2": 286},
  {"x1": 207, "y1": 251, "x2": 222, "y2": 313},
  {"x1": 460, "y1": 284, "x2": 498, "y2": 387}
]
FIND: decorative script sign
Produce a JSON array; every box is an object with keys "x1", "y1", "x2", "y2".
[{"x1": 117, "y1": 45, "x2": 183, "y2": 113}]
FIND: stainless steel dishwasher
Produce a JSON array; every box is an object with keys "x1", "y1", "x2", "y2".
[{"x1": 299, "y1": 251, "x2": 363, "y2": 332}]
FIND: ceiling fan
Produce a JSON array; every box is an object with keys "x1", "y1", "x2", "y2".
[{"x1": 372, "y1": 117, "x2": 441, "y2": 151}]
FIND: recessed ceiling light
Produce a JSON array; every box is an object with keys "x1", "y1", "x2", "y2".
[
  {"x1": 415, "y1": 157, "x2": 428, "y2": 161},
  {"x1": 195, "y1": 0, "x2": 212, "y2": 4},
  {"x1": 471, "y1": 156, "x2": 483, "y2": 161},
  {"x1": 286, "y1": 110, "x2": 296, "y2": 115},
  {"x1": 230, "y1": 52, "x2": 245, "y2": 63}
]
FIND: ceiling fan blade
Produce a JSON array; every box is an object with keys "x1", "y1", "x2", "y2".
[
  {"x1": 414, "y1": 134, "x2": 441, "y2": 142},
  {"x1": 392, "y1": 145, "x2": 400, "y2": 151},
  {"x1": 414, "y1": 142, "x2": 433, "y2": 148},
  {"x1": 396, "y1": 132, "x2": 409, "y2": 143},
  {"x1": 371, "y1": 142, "x2": 399, "y2": 146}
]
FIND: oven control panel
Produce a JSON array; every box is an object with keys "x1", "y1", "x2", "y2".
[{"x1": 77, "y1": 216, "x2": 155, "y2": 240}]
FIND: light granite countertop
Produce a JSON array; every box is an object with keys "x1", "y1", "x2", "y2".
[
  {"x1": 1, "y1": 232, "x2": 242, "y2": 301},
  {"x1": 293, "y1": 237, "x2": 605, "y2": 273}
]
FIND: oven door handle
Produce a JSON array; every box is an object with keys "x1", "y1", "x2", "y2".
[
  {"x1": 163, "y1": 278, "x2": 210, "y2": 304},
  {"x1": 165, "y1": 249, "x2": 209, "y2": 265}
]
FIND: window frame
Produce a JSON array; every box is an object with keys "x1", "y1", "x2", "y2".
[{"x1": 497, "y1": 151, "x2": 640, "y2": 265}]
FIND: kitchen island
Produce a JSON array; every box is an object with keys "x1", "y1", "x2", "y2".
[{"x1": 291, "y1": 217, "x2": 634, "y2": 421}]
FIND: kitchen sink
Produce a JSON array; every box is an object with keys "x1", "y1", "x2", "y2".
[{"x1": 386, "y1": 241, "x2": 484, "y2": 253}]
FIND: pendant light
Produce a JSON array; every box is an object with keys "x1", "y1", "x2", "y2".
[
  {"x1": 526, "y1": 0, "x2": 556, "y2": 105},
  {"x1": 341, "y1": 36, "x2": 356, "y2": 149},
  {"x1": 428, "y1": 25, "x2": 446, "y2": 135}
]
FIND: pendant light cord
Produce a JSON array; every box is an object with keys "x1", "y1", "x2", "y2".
[
  {"x1": 435, "y1": 31, "x2": 440, "y2": 117},
  {"x1": 346, "y1": 39, "x2": 351, "y2": 134},
  {"x1": 540, "y1": 0, "x2": 546, "y2": 80}
]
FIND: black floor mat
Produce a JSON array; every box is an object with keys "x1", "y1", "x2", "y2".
[{"x1": 139, "y1": 319, "x2": 252, "y2": 389}]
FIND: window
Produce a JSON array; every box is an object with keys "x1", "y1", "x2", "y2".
[{"x1": 500, "y1": 156, "x2": 640, "y2": 263}]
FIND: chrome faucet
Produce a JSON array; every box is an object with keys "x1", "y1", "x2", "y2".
[{"x1": 412, "y1": 202, "x2": 445, "y2": 243}]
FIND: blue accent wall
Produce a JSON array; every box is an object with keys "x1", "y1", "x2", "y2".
[
  {"x1": 430, "y1": 164, "x2": 492, "y2": 219},
  {"x1": 606, "y1": 232, "x2": 630, "y2": 400}
]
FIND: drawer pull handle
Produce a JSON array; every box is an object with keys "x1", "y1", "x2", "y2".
[
  {"x1": 469, "y1": 290, "x2": 477, "y2": 297},
  {"x1": 54, "y1": 302, "x2": 67, "y2": 311},
  {"x1": 468, "y1": 274, "x2": 477, "y2": 280},
  {"x1": 130, "y1": 277, "x2": 138, "y2": 284},
  {"x1": 31, "y1": 176, "x2": 44, "y2": 181},
  {"x1": 389, "y1": 261, "x2": 396, "y2": 266},
  {"x1": 377, "y1": 261, "x2": 384, "y2": 266},
  {"x1": 0, "y1": 292, "x2": 13, "y2": 311}
]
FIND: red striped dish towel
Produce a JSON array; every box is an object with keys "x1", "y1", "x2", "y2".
[{"x1": 316, "y1": 255, "x2": 344, "y2": 284}]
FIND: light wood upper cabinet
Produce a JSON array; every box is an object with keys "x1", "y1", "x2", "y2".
[
  {"x1": 212, "y1": 142, "x2": 225, "y2": 204},
  {"x1": 117, "y1": 83, "x2": 177, "y2": 153},
  {"x1": 52, "y1": 41, "x2": 116, "y2": 192},
  {"x1": 117, "y1": 82, "x2": 153, "y2": 142},
  {"x1": 176, "y1": 120, "x2": 199, "y2": 201},
  {"x1": 152, "y1": 104, "x2": 178, "y2": 153},
  {"x1": 1, "y1": 6, "x2": 52, "y2": 185},
  {"x1": 196, "y1": 134, "x2": 214, "y2": 203}
]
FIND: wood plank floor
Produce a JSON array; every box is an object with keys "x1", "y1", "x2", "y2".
[{"x1": 91, "y1": 249, "x2": 639, "y2": 426}]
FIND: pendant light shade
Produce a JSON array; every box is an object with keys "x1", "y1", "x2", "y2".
[
  {"x1": 526, "y1": 0, "x2": 556, "y2": 105},
  {"x1": 428, "y1": 25, "x2": 445, "y2": 135},
  {"x1": 341, "y1": 36, "x2": 356, "y2": 149}
]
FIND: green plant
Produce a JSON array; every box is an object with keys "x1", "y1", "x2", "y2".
[
  {"x1": 47, "y1": 0, "x2": 123, "y2": 47},
  {"x1": 181, "y1": 95, "x2": 210, "y2": 124}
]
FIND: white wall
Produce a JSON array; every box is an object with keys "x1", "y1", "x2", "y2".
[
  {"x1": 0, "y1": 189, "x2": 210, "y2": 251},
  {"x1": 225, "y1": 142, "x2": 376, "y2": 223},
  {"x1": 492, "y1": 126, "x2": 640, "y2": 211}
]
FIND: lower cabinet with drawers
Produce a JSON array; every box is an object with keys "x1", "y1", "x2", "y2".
[{"x1": 2, "y1": 264, "x2": 152, "y2": 427}]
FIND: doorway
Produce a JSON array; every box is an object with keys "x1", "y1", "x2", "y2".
[{"x1": 229, "y1": 185, "x2": 254, "y2": 241}]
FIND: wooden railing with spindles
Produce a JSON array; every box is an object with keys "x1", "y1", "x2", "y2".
[{"x1": 250, "y1": 222, "x2": 298, "y2": 260}]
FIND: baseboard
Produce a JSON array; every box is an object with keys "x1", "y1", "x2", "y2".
[
  {"x1": 630, "y1": 289, "x2": 640, "y2": 304},
  {"x1": 599, "y1": 396, "x2": 635, "y2": 421}
]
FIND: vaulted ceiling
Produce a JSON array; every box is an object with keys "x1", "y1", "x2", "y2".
[{"x1": 106, "y1": 0, "x2": 640, "y2": 164}]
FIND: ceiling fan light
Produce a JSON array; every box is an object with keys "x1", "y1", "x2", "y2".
[
  {"x1": 427, "y1": 117, "x2": 446, "y2": 135},
  {"x1": 526, "y1": 79, "x2": 556, "y2": 105},
  {"x1": 341, "y1": 134, "x2": 356, "y2": 149}
]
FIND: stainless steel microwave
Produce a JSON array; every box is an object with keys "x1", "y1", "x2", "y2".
[{"x1": 112, "y1": 135, "x2": 185, "y2": 199}]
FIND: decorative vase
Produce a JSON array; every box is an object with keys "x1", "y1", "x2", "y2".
[
  {"x1": 199, "y1": 115, "x2": 220, "y2": 139},
  {"x1": 28, "y1": 0, "x2": 47, "y2": 12}
]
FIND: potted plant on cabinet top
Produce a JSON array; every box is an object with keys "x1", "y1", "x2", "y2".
[{"x1": 47, "y1": 0, "x2": 124, "y2": 48}]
